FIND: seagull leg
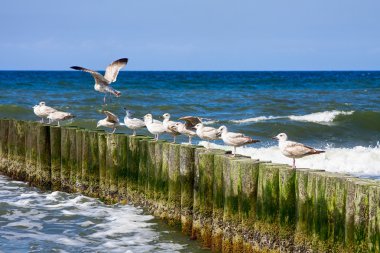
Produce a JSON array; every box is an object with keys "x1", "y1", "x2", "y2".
[
  {"x1": 40, "y1": 118, "x2": 44, "y2": 123},
  {"x1": 188, "y1": 136, "x2": 192, "y2": 145},
  {"x1": 57, "y1": 121, "x2": 60, "y2": 127},
  {"x1": 112, "y1": 127, "x2": 116, "y2": 134},
  {"x1": 172, "y1": 135, "x2": 176, "y2": 143},
  {"x1": 292, "y1": 158, "x2": 296, "y2": 169},
  {"x1": 133, "y1": 130, "x2": 136, "y2": 136},
  {"x1": 156, "y1": 134, "x2": 159, "y2": 141},
  {"x1": 103, "y1": 94, "x2": 107, "y2": 104},
  {"x1": 233, "y1": 146, "x2": 236, "y2": 157}
]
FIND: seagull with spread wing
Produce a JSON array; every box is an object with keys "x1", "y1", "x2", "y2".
[
  {"x1": 97, "y1": 111, "x2": 120, "y2": 133},
  {"x1": 71, "y1": 58, "x2": 128, "y2": 104},
  {"x1": 273, "y1": 133, "x2": 325, "y2": 169}
]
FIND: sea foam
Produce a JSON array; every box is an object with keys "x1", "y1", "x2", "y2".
[
  {"x1": 231, "y1": 110, "x2": 354, "y2": 124},
  {"x1": 200, "y1": 141, "x2": 380, "y2": 178}
]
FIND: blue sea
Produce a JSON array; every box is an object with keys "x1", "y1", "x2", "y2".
[{"x1": 0, "y1": 71, "x2": 380, "y2": 177}]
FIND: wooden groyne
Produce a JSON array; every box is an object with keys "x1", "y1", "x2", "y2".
[{"x1": 0, "y1": 119, "x2": 379, "y2": 252}]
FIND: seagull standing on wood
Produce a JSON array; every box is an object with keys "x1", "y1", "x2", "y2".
[
  {"x1": 162, "y1": 113, "x2": 180, "y2": 143},
  {"x1": 194, "y1": 123, "x2": 220, "y2": 149},
  {"x1": 273, "y1": 133, "x2": 325, "y2": 169},
  {"x1": 123, "y1": 108, "x2": 145, "y2": 136},
  {"x1": 71, "y1": 58, "x2": 128, "y2": 104},
  {"x1": 144, "y1": 114, "x2": 166, "y2": 141},
  {"x1": 33, "y1": 102, "x2": 57, "y2": 123},
  {"x1": 97, "y1": 111, "x2": 120, "y2": 133},
  {"x1": 217, "y1": 125, "x2": 260, "y2": 156},
  {"x1": 47, "y1": 111, "x2": 75, "y2": 127},
  {"x1": 171, "y1": 116, "x2": 201, "y2": 145}
]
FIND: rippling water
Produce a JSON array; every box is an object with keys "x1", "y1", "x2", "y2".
[
  {"x1": 0, "y1": 175, "x2": 207, "y2": 253},
  {"x1": 0, "y1": 71, "x2": 380, "y2": 177}
]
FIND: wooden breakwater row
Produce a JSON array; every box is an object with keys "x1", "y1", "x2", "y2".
[{"x1": 0, "y1": 119, "x2": 379, "y2": 252}]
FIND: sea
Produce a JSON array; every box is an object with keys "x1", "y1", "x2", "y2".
[{"x1": 0, "y1": 71, "x2": 379, "y2": 251}]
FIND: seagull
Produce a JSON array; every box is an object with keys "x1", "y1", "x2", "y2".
[
  {"x1": 71, "y1": 58, "x2": 128, "y2": 104},
  {"x1": 162, "y1": 113, "x2": 180, "y2": 143},
  {"x1": 33, "y1": 102, "x2": 57, "y2": 123},
  {"x1": 123, "y1": 108, "x2": 145, "y2": 136},
  {"x1": 217, "y1": 125, "x2": 260, "y2": 156},
  {"x1": 170, "y1": 122, "x2": 197, "y2": 145},
  {"x1": 194, "y1": 123, "x2": 220, "y2": 149},
  {"x1": 144, "y1": 114, "x2": 166, "y2": 141},
  {"x1": 273, "y1": 133, "x2": 325, "y2": 169},
  {"x1": 47, "y1": 111, "x2": 75, "y2": 126},
  {"x1": 97, "y1": 111, "x2": 120, "y2": 133}
]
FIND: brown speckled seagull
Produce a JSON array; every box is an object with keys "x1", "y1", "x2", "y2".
[
  {"x1": 71, "y1": 58, "x2": 128, "y2": 104},
  {"x1": 273, "y1": 133, "x2": 325, "y2": 169}
]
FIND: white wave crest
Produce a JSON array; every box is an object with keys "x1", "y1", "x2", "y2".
[
  {"x1": 231, "y1": 110, "x2": 354, "y2": 124},
  {"x1": 288, "y1": 110, "x2": 354, "y2": 123},
  {"x1": 199, "y1": 141, "x2": 380, "y2": 178}
]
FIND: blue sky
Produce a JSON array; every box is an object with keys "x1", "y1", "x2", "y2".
[{"x1": 0, "y1": 0, "x2": 379, "y2": 70}]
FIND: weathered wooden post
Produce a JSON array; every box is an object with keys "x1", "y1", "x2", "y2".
[
  {"x1": 106, "y1": 133, "x2": 120, "y2": 203},
  {"x1": 368, "y1": 184, "x2": 380, "y2": 252},
  {"x1": 86, "y1": 130, "x2": 101, "y2": 198},
  {"x1": 36, "y1": 124, "x2": 51, "y2": 190},
  {"x1": 25, "y1": 121, "x2": 38, "y2": 183},
  {"x1": 212, "y1": 154, "x2": 227, "y2": 252},
  {"x1": 117, "y1": 134, "x2": 128, "y2": 202},
  {"x1": 146, "y1": 140, "x2": 156, "y2": 206},
  {"x1": 98, "y1": 132, "x2": 107, "y2": 201},
  {"x1": 278, "y1": 165, "x2": 296, "y2": 250},
  {"x1": 137, "y1": 138, "x2": 149, "y2": 205},
  {"x1": 179, "y1": 145, "x2": 196, "y2": 236},
  {"x1": 239, "y1": 159, "x2": 260, "y2": 252},
  {"x1": 74, "y1": 128, "x2": 84, "y2": 192},
  {"x1": 0, "y1": 119, "x2": 10, "y2": 173},
  {"x1": 50, "y1": 126, "x2": 61, "y2": 190},
  {"x1": 7, "y1": 120, "x2": 27, "y2": 180},
  {"x1": 126, "y1": 135, "x2": 145, "y2": 203},
  {"x1": 156, "y1": 141, "x2": 169, "y2": 219},
  {"x1": 81, "y1": 130, "x2": 90, "y2": 194},
  {"x1": 256, "y1": 162, "x2": 280, "y2": 249},
  {"x1": 168, "y1": 143, "x2": 181, "y2": 227}
]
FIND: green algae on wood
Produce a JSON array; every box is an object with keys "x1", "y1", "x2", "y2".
[
  {"x1": 239, "y1": 159, "x2": 260, "y2": 252},
  {"x1": 156, "y1": 142, "x2": 170, "y2": 220},
  {"x1": 67, "y1": 127, "x2": 77, "y2": 193},
  {"x1": 74, "y1": 129, "x2": 84, "y2": 192},
  {"x1": 25, "y1": 121, "x2": 38, "y2": 184},
  {"x1": 168, "y1": 143, "x2": 181, "y2": 227},
  {"x1": 0, "y1": 119, "x2": 10, "y2": 173},
  {"x1": 50, "y1": 126, "x2": 61, "y2": 191},
  {"x1": 36, "y1": 124, "x2": 51, "y2": 190},
  {"x1": 146, "y1": 140, "x2": 157, "y2": 205},
  {"x1": 7, "y1": 120, "x2": 27, "y2": 180},
  {"x1": 137, "y1": 138, "x2": 149, "y2": 204},
  {"x1": 106, "y1": 133, "x2": 120, "y2": 203},
  {"x1": 98, "y1": 132, "x2": 107, "y2": 201},
  {"x1": 179, "y1": 145, "x2": 196, "y2": 236},
  {"x1": 60, "y1": 127, "x2": 71, "y2": 192},
  {"x1": 126, "y1": 135, "x2": 144, "y2": 202},
  {"x1": 80, "y1": 130, "x2": 90, "y2": 194},
  {"x1": 117, "y1": 134, "x2": 128, "y2": 202},
  {"x1": 86, "y1": 130, "x2": 101, "y2": 198}
]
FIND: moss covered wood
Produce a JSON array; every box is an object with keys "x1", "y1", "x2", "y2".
[
  {"x1": 0, "y1": 119, "x2": 10, "y2": 173},
  {"x1": 168, "y1": 143, "x2": 181, "y2": 226},
  {"x1": 50, "y1": 126, "x2": 61, "y2": 190}
]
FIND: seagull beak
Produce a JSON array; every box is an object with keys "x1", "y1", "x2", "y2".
[{"x1": 272, "y1": 136, "x2": 278, "y2": 140}]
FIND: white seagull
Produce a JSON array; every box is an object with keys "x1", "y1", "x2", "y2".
[
  {"x1": 123, "y1": 108, "x2": 145, "y2": 136},
  {"x1": 47, "y1": 111, "x2": 75, "y2": 126},
  {"x1": 71, "y1": 58, "x2": 128, "y2": 104},
  {"x1": 217, "y1": 126, "x2": 260, "y2": 156},
  {"x1": 171, "y1": 116, "x2": 202, "y2": 145},
  {"x1": 97, "y1": 111, "x2": 120, "y2": 133},
  {"x1": 33, "y1": 102, "x2": 57, "y2": 123},
  {"x1": 194, "y1": 123, "x2": 220, "y2": 149},
  {"x1": 162, "y1": 113, "x2": 180, "y2": 143},
  {"x1": 144, "y1": 114, "x2": 166, "y2": 141},
  {"x1": 273, "y1": 133, "x2": 325, "y2": 169}
]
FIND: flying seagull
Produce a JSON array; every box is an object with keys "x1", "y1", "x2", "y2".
[
  {"x1": 273, "y1": 133, "x2": 325, "y2": 169},
  {"x1": 217, "y1": 125, "x2": 260, "y2": 156},
  {"x1": 97, "y1": 110, "x2": 120, "y2": 133},
  {"x1": 71, "y1": 58, "x2": 128, "y2": 104}
]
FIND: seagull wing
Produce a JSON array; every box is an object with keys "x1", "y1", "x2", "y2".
[
  {"x1": 71, "y1": 66, "x2": 109, "y2": 86},
  {"x1": 284, "y1": 141, "x2": 320, "y2": 156},
  {"x1": 104, "y1": 58, "x2": 129, "y2": 83},
  {"x1": 104, "y1": 111, "x2": 119, "y2": 123},
  {"x1": 226, "y1": 132, "x2": 245, "y2": 138},
  {"x1": 180, "y1": 116, "x2": 202, "y2": 129}
]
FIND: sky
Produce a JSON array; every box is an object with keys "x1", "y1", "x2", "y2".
[{"x1": 0, "y1": 0, "x2": 379, "y2": 71}]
